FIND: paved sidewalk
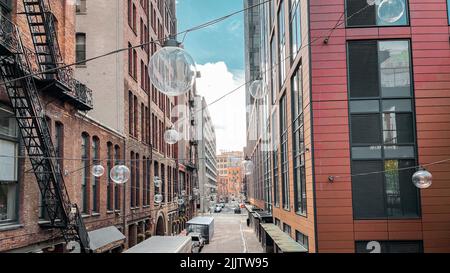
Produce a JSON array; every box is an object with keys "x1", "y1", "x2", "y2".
[{"x1": 201, "y1": 213, "x2": 263, "y2": 253}]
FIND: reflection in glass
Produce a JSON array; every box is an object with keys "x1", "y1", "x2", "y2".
[
  {"x1": 384, "y1": 160, "x2": 402, "y2": 216},
  {"x1": 379, "y1": 41, "x2": 411, "y2": 97}
]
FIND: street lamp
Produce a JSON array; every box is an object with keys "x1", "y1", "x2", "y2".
[{"x1": 148, "y1": 38, "x2": 197, "y2": 97}]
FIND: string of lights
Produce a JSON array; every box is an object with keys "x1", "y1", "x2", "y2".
[{"x1": 2, "y1": 1, "x2": 436, "y2": 185}]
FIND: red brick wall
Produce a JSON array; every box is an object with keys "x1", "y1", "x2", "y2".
[{"x1": 310, "y1": 0, "x2": 450, "y2": 253}]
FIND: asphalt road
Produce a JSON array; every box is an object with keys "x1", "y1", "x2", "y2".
[{"x1": 200, "y1": 204, "x2": 263, "y2": 253}]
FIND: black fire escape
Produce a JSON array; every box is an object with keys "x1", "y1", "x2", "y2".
[{"x1": 0, "y1": 0, "x2": 92, "y2": 252}]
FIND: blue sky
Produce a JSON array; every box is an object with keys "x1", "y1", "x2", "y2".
[
  {"x1": 176, "y1": 0, "x2": 245, "y2": 73},
  {"x1": 177, "y1": 0, "x2": 247, "y2": 152}
]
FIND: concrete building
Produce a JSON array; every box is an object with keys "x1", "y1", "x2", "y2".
[
  {"x1": 196, "y1": 96, "x2": 217, "y2": 213},
  {"x1": 244, "y1": 0, "x2": 450, "y2": 253}
]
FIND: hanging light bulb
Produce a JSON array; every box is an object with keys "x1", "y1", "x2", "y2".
[
  {"x1": 164, "y1": 128, "x2": 180, "y2": 145},
  {"x1": 367, "y1": 0, "x2": 382, "y2": 5},
  {"x1": 154, "y1": 176, "x2": 162, "y2": 188},
  {"x1": 154, "y1": 194, "x2": 163, "y2": 204},
  {"x1": 377, "y1": 0, "x2": 405, "y2": 24},
  {"x1": 110, "y1": 165, "x2": 131, "y2": 184},
  {"x1": 242, "y1": 158, "x2": 254, "y2": 175},
  {"x1": 249, "y1": 79, "x2": 267, "y2": 100},
  {"x1": 412, "y1": 168, "x2": 432, "y2": 189},
  {"x1": 148, "y1": 39, "x2": 197, "y2": 97},
  {"x1": 193, "y1": 188, "x2": 199, "y2": 196},
  {"x1": 92, "y1": 164, "x2": 105, "y2": 177},
  {"x1": 181, "y1": 190, "x2": 187, "y2": 197},
  {"x1": 177, "y1": 198, "x2": 184, "y2": 205}
]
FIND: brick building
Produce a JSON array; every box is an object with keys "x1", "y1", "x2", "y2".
[
  {"x1": 244, "y1": 0, "x2": 450, "y2": 253},
  {"x1": 74, "y1": 0, "x2": 198, "y2": 248},
  {"x1": 0, "y1": 0, "x2": 126, "y2": 252},
  {"x1": 217, "y1": 151, "x2": 244, "y2": 202}
]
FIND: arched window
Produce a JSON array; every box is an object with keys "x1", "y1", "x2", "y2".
[
  {"x1": 114, "y1": 145, "x2": 121, "y2": 210},
  {"x1": 81, "y1": 133, "x2": 90, "y2": 213},
  {"x1": 92, "y1": 136, "x2": 100, "y2": 213},
  {"x1": 107, "y1": 142, "x2": 113, "y2": 211}
]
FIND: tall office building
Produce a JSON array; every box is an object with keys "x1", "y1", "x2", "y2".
[{"x1": 244, "y1": 0, "x2": 450, "y2": 253}]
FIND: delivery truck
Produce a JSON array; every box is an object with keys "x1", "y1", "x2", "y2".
[{"x1": 186, "y1": 216, "x2": 214, "y2": 244}]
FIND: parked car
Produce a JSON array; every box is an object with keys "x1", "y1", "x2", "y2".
[
  {"x1": 214, "y1": 206, "x2": 222, "y2": 213},
  {"x1": 234, "y1": 207, "x2": 241, "y2": 214},
  {"x1": 220, "y1": 203, "x2": 225, "y2": 208},
  {"x1": 190, "y1": 233, "x2": 206, "y2": 253}
]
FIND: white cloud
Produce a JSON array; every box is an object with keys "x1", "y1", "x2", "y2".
[{"x1": 195, "y1": 62, "x2": 246, "y2": 153}]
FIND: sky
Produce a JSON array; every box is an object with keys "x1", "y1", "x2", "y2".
[{"x1": 177, "y1": 0, "x2": 246, "y2": 153}]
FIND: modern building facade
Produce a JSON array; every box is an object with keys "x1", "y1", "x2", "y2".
[
  {"x1": 196, "y1": 96, "x2": 218, "y2": 213},
  {"x1": 244, "y1": 0, "x2": 450, "y2": 253}
]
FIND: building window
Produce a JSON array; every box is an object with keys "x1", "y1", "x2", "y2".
[
  {"x1": 0, "y1": 107, "x2": 18, "y2": 224},
  {"x1": 0, "y1": 0, "x2": 12, "y2": 18},
  {"x1": 76, "y1": 0, "x2": 87, "y2": 13},
  {"x1": 128, "y1": 43, "x2": 133, "y2": 76},
  {"x1": 154, "y1": 161, "x2": 159, "y2": 196},
  {"x1": 136, "y1": 153, "x2": 140, "y2": 207},
  {"x1": 292, "y1": 66, "x2": 306, "y2": 216},
  {"x1": 107, "y1": 142, "x2": 113, "y2": 211},
  {"x1": 55, "y1": 122, "x2": 64, "y2": 171},
  {"x1": 92, "y1": 137, "x2": 100, "y2": 213},
  {"x1": 278, "y1": 0, "x2": 286, "y2": 87},
  {"x1": 76, "y1": 33, "x2": 86, "y2": 64},
  {"x1": 280, "y1": 95, "x2": 289, "y2": 210},
  {"x1": 81, "y1": 133, "x2": 90, "y2": 213},
  {"x1": 295, "y1": 231, "x2": 309, "y2": 251},
  {"x1": 133, "y1": 50, "x2": 137, "y2": 79},
  {"x1": 128, "y1": 0, "x2": 132, "y2": 28},
  {"x1": 346, "y1": 0, "x2": 408, "y2": 27},
  {"x1": 114, "y1": 145, "x2": 121, "y2": 210},
  {"x1": 348, "y1": 40, "x2": 419, "y2": 219},
  {"x1": 272, "y1": 110, "x2": 279, "y2": 207},
  {"x1": 289, "y1": 0, "x2": 301, "y2": 60},
  {"x1": 146, "y1": 159, "x2": 151, "y2": 206},
  {"x1": 274, "y1": 218, "x2": 281, "y2": 228},
  {"x1": 130, "y1": 151, "x2": 135, "y2": 207},
  {"x1": 128, "y1": 91, "x2": 134, "y2": 136},
  {"x1": 448, "y1": 1, "x2": 450, "y2": 24},
  {"x1": 270, "y1": 36, "x2": 277, "y2": 104},
  {"x1": 283, "y1": 223, "x2": 291, "y2": 236},
  {"x1": 161, "y1": 164, "x2": 165, "y2": 203},
  {"x1": 355, "y1": 241, "x2": 423, "y2": 253}
]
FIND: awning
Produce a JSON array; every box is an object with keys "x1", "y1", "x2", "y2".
[
  {"x1": 88, "y1": 226, "x2": 126, "y2": 253},
  {"x1": 260, "y1": 223, "x2": 308, "y2": 253}
]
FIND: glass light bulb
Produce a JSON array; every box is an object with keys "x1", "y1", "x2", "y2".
[
  {"x1": 92, "y1": 164, "x2": 105, "y2": 177},
  {"x1": 148, "y1": 46, "x2": 197, "y2": 96},
  {"x1": 249, "y1": 80, "x2": 267, "y2": 100},
  {"x1": 177, "y1": 198, "x2": 184, "y2": 205},
  {"x1": 377, "y1": 0, "x2": 405, "y2": 23},
  {"x1": 367, "y1": 0, "x2": 382, "y2": 5},
  {"x1": 412, "y1": 169, "x2": 432, "y2": 189},
  {"x1": 154, "y1": 194, "x2": 163, "y2": 204},
  {"x1": 164, "y1": 129, "x2": 180, "y2": 145},
  {"x1": 154, "y1": 177, "x2": 162, "y2": 188},
  {"x1": 110, "y1": 165, "x2": 130, "y2": 184},
  {"x1": 181, "y1": 190, "x2": 187, "y2": 196},
  {"x1": 242, "y1": 160, "x2": 254, "y2": 175}
]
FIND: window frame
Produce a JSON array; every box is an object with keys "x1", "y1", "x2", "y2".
[
  {"x1": 347, "y1": 39, "x2": 421, "y2": 220},
  {"x1": 345, "y1": 0, "x2": 410, "y2": 28},
  {"x1": 0, "y1": 106, "x2": 19, "y2": 225}
]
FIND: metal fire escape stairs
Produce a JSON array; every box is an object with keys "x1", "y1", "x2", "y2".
[{"x1": 0, "y1": 0, "x2": 91, "y2": 252}]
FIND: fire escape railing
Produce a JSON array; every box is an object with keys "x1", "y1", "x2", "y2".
[
  {"x1": 0, "y1": 13, "x2": 90, "y2": 252},
  {"x1": 22, "y1": 0, "x2": 92, "y2": 110}
]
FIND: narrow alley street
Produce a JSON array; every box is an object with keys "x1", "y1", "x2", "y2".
[{"x1": 200, "y1": 206, "x2": 263, "y2": 253}]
